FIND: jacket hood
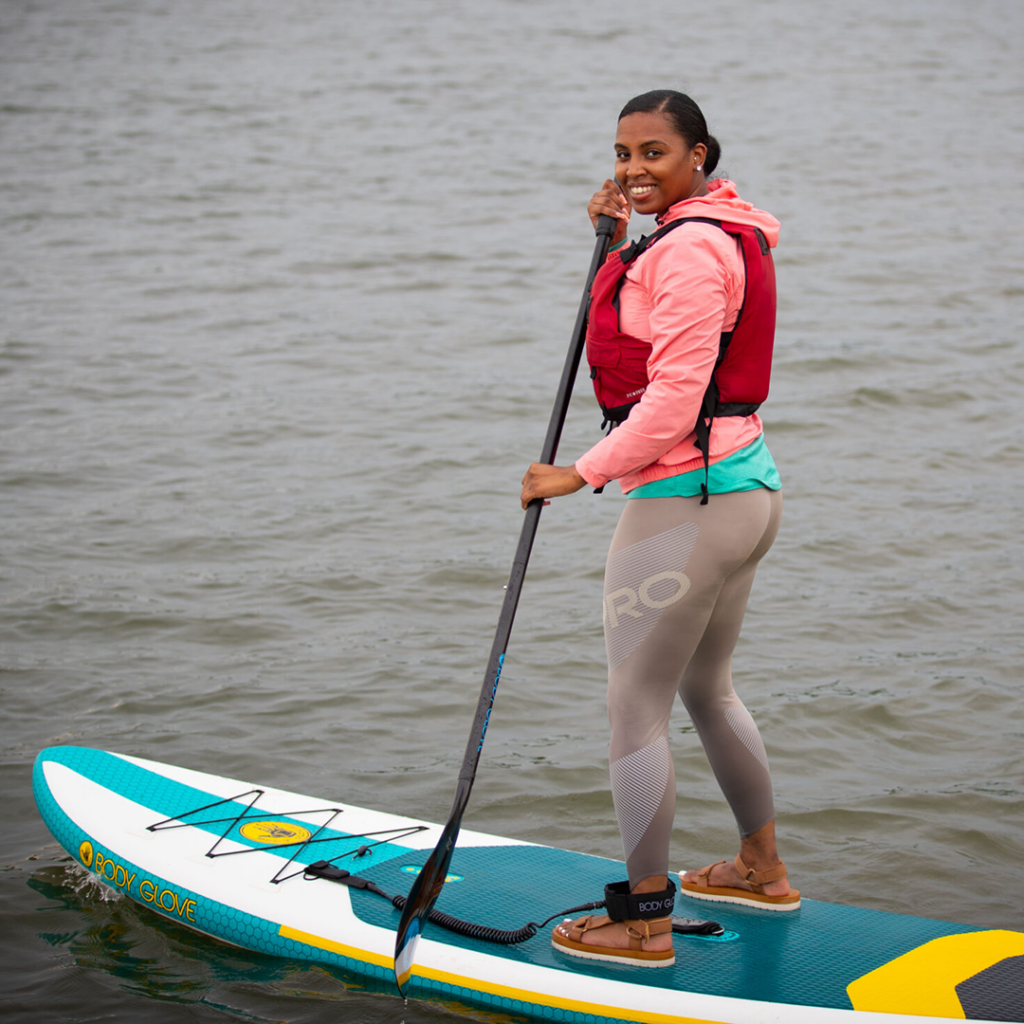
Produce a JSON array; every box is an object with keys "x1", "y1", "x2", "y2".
[{"x1": 657, "y1": 179, "x2": 780, "y2": 248}]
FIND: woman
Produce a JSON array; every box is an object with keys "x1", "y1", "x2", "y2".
[{"x1": 520, "y1": 90, "x2": 798, "y2": 968}]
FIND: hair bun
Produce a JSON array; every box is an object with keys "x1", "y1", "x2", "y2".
[{"x1": 704, "y1": 135, "x2": 721, "y2": 176}]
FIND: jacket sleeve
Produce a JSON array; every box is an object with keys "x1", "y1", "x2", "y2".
[{"x1": 574, "y1": 225, "x2": 736, "y2": 489}]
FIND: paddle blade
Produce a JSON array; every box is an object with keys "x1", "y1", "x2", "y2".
[
  {"x1": 393, "y1": 815, "x2": 461, "y2": 994},
  {"x1": 393, "y1": 917, "x2": 420, "y2": 996}
]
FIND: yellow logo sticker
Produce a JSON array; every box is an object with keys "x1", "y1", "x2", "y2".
[
  {"x1": 401, "y1": 865, "x2": 463, "y2": 883},
  {"x1": 238, "y1": 821, "x2": 312, "y2": 845},
  {"x1": 84, "y1": 848, "x2": 198, "y2": 923}
]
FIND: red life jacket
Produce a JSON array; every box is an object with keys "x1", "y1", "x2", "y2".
[{"x1": 585, "y1": 216, "x2": 777, "y2": 500}]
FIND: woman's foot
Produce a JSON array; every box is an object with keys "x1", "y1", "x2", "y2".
[
  {"x1": 680, "y1": 856, "x2": 791, "y2": 897},
  {"x1": 679, "y1": 854, "x2": 800, "y2": 911},
  {"x1": 680, "y1": 819, "x2": 800, "y2": 910},
  {"x1": 553, "y1": 913, "x2": 675, "y2": 953},
  {"x1": 551, "y1": 914, "x2": 675, "y2": 966},
  {"x1": 551, "y1": 875, "x2": 676, "y2": 966}
]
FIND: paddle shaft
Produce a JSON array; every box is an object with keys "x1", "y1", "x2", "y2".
[
  {"x1": 393, "y1": 214, "x2": 617, "y2": 991},
  {"x1": 458, "y1": 218, "x2": 617, "y2": 787}
]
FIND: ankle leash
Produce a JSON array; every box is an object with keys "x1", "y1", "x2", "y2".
[
  {"x1": 304, "y1": 863, "x2": 718, "y2": 945},
  {"x1": 603, "y1": 878, "x2": 676, "y2": 921}
]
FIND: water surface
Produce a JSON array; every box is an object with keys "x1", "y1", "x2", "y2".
[{"x1": 2, "y1": 0, "x2": 1022, "y2": 1020}]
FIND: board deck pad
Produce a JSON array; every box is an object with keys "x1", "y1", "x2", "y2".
[{"x1": 33, "y1": 746, "x2": 1024, "y2": 1024}]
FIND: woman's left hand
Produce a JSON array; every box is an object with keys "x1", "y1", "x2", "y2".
[{"x1": 520, "y1": 463, "x2": 587, "y2": 509}]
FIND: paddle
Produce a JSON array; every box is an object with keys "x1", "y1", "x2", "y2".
[{"x1": 393, "y1": 213, "x2": 618, "y2": 995}]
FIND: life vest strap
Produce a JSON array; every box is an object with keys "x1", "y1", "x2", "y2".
[{"x1": 693, "y1": 384, "x2": 762, "y2": 506}]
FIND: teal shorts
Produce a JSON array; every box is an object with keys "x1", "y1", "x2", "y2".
[{"x1": 626, "y1": 434, "x2": 781, "y2": 499}]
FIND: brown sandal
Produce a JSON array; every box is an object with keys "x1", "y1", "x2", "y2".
[
  {"x1": 551, "y1": 879, "x2": 677, "y2": 967},
  {"x1": 679, "y1": 854, "x2": 801, "y2": 911},
  {"x1": 551, "y1": 913, "x2": 675, "y2": 967}
]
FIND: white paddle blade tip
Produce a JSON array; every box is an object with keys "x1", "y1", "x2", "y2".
[{"x1": 394, "y1": 922, "x2": 421, "y2": 995}]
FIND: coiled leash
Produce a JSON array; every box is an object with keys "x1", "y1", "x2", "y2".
[{"x1": 304, "y1": 861, "x2": 722, "y2": 945}]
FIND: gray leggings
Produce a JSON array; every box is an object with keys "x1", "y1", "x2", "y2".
[{"x1": 603, "y1": 488, "x2": 783, "y2": 886}]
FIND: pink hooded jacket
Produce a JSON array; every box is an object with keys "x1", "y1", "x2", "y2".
[{"x1": 574, "y1": 179, "x2": 780, "y2": 494}]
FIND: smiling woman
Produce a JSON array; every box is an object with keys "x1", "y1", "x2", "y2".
[
  {"x1": 613, "y1": 93, "x2": 718, "y2": 219},
  {"x1": 520, "y1": 89, "x2": 794, "y2": 970}
]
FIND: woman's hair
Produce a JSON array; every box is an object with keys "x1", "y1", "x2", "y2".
[{"x1": 618, "y1": 90, "x2": 721, "y2": 175}]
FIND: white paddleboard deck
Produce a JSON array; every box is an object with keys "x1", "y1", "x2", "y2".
[{"x1": 33, "y1": 746, "x2": 1024, "y2": 1024}]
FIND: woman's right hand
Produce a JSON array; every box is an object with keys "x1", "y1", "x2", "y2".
[{"x1": 588, "y1": 179, "x2": 630, "y2": 246}]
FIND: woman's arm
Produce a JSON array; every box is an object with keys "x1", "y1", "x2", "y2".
[
  {"x1": 520, "y1": 463, "x2": 586, "y2": 509},
  {"x1": 588, "y1": 179, "x2": 631, "y2": 247}
]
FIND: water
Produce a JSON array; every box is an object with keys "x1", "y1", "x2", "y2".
[{"x1": 2, "y1": 0, "x2": 1022, "y2": 1020}]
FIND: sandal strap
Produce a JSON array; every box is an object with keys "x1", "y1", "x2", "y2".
[
  {"x1": 625, "y1": 921, "x2": 647, "y2": 951},
  {"x1": 734, "y1": 854, "x2": 788, "y2": 890},
  {"x1": 692, "y1": 860, "x2": 727, "y2": 889},
  {"x1": 567, "y1": 914, "x2": 612, "y2": 942},
  {"x1": 625, "y1": 916, "x2": 673, "y2": 951}
]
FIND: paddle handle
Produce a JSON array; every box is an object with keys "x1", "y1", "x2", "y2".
[
  {"x1": 457, "y1": 213, "x2": 617, "y2": 783},
  {"x1": 536, "y1": 212, "x2": 619, "y2": 465}
]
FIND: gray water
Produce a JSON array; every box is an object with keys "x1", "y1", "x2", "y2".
[{"x1": 2, "y1": 0, "x2": 1023, "y2": 1020}]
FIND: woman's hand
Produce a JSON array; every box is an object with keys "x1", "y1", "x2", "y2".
[
  {"x1": 520, "y1": 464, "x2": 587, "y2": 509},
  {"x1": 588, "y1": 179, "x2": 630, "y2": 247}
]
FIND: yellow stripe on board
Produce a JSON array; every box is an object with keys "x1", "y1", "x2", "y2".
[
  {"x1": 847, "y1": 929, "x2": 1024, "y2": 1018},
  {"x1": 412, "y1": 961, "x2": 729, "y2": 1024},
  {"x1": 279, "y1": 925, "x2": 394, "y2": 971},
  {"x1": 279, "y1": 924, "x2": 728, "y2": 1024}
]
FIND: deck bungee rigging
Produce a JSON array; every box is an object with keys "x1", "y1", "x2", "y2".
[{"x1": 146, "y1": 784, "x2": 727, "y2": 945}]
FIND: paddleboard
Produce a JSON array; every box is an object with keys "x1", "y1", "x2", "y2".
[{"x1": 33, "y1": 746, "x2": 1024, "y2": 1023}]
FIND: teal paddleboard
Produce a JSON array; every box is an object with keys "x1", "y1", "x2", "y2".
[{"x1": 33, "y1": 746, "x2": 1024, "y2": 1023}]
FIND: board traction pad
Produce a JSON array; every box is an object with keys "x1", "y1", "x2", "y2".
[{"x1": 33, "y1": 746, "x2": 1024, "y2": 1023}]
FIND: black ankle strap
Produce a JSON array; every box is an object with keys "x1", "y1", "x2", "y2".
[{"x1": 603, "y1": 879, "x2": 676, "y2": 921}]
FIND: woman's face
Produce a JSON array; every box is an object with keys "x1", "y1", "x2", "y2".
[{"x1": 614, "y1": 111, "x2": 707, "y2": 216}]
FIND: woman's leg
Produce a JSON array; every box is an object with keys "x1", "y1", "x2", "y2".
[
  {"x1": 677, "y1": 489, "x2": 781, "y2": 838},
  {"x1": 555, "y1": 488, "x2": 783, "y2": 954},
  {"x1": 676, "y1": 489, "x2": 792, "y2": 895},
  {"x1": 605, "y1": 489, "x2": 780, "y2": 884}
]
